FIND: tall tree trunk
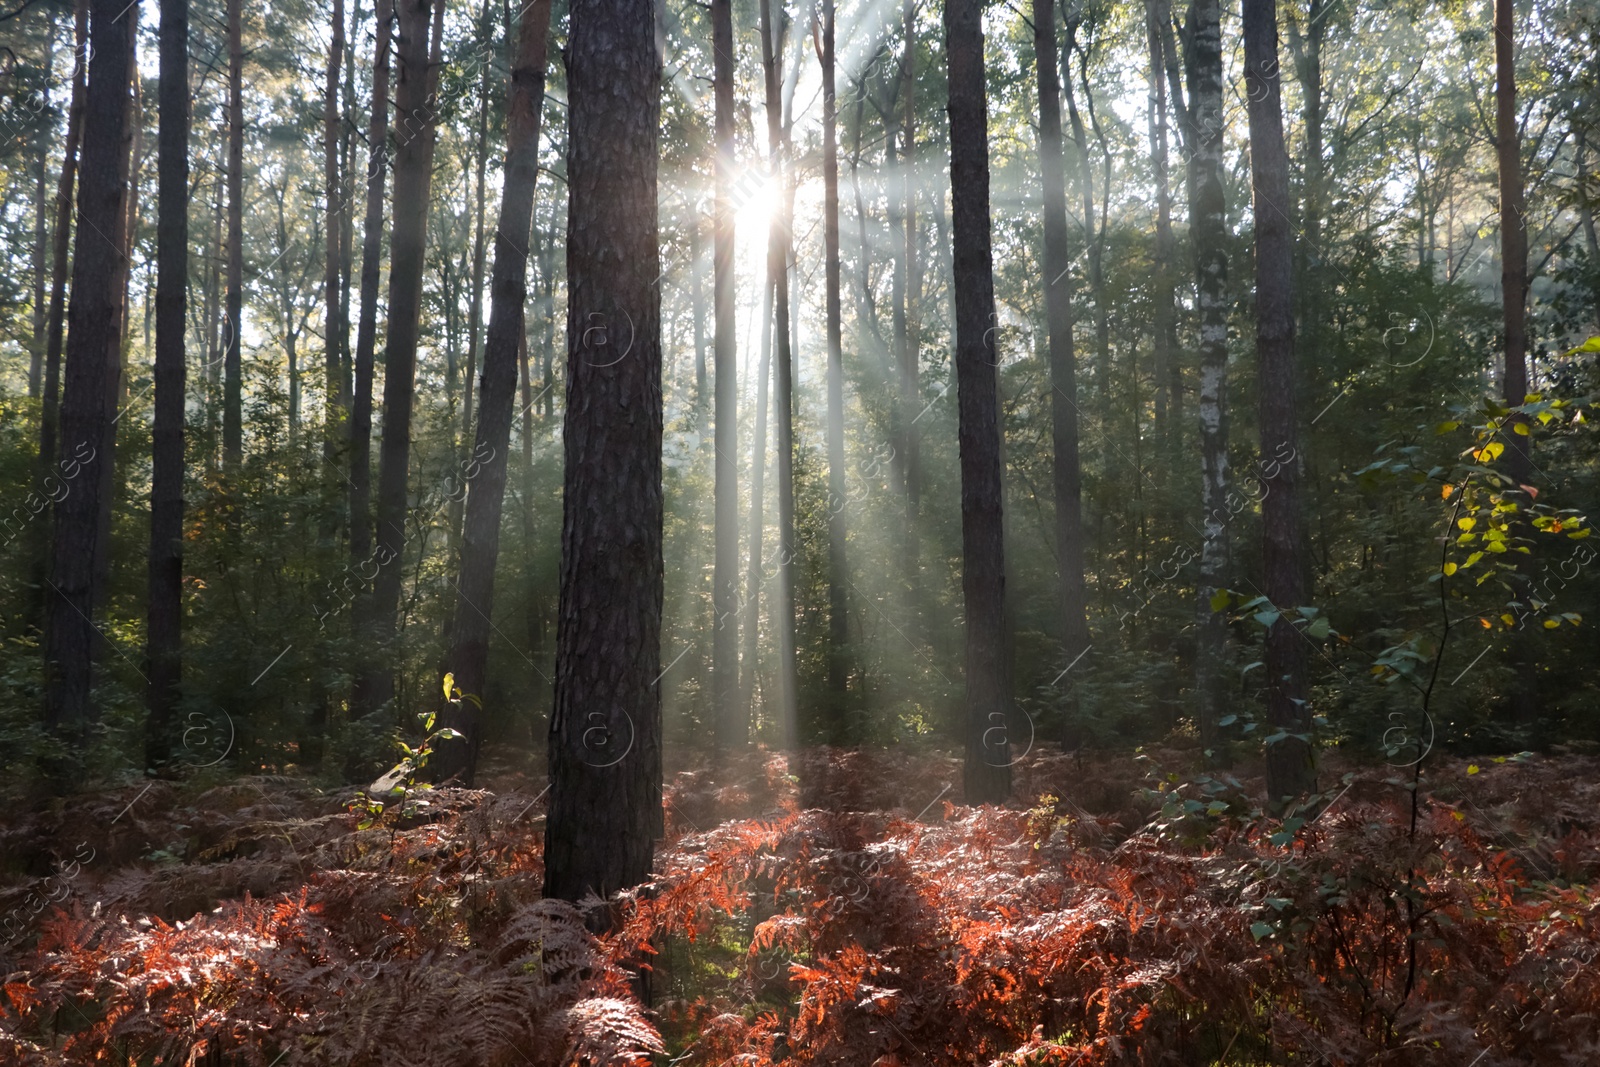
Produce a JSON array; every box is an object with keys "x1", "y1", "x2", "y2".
[
  {"x1": 711, "y1": 0, "x2": 742, "y2": 751},
  {"x1": 354, "y1": 0, "x2": 443, "y2": 717},
  {"x1": 146, "y1": 0, "x2": 189, "y2": 768},
  {"x1": 43, "y1": 0, "x2": 137, "y2": 749},
  {"x1": 1146, "y1": 0, "x2": 1178, "y2": 435},
  {"x1": 31, "y1": 0, "x2": 88, "y2": 633},
  {"x1": 1035, "y1": 0, "x2": 1089, "y2": 696},
  {"x1": 435, "y1": 0, "x2": 551, "y2": 786},
  {"x1": 349, "y1": 0, "x2": 392, "y2": 569},
  {"x1": 1244, "y1": 0, "x2": 1313, "y2": 806},
  {"x1": 947, "y1": 0, "x2": 1012, "y2": 804},
  {"x1": 759, "y1": 0, "x2": 798, "y2": 750},
  {"x1": 741, "y1": 277, "x2": 774, "y2": 729},
  {"x1": 29, "y1": 16, "x2": 54, "y2": 401},
  {"x1": 902, "y1": 0, "x2": 922, "y2": 627},
  {"x1": 223, "y1": 0, "x2": 243, "y2": 474},
  {"x1": 819, "y1": 0, "x2": 850, "y2": 736},
  {"x1": 1061, "y1": 17, "x2": 1109, "y2": 405},
  {"x1": 323, "y1": 0, "x2": 346, "y2": 458},
  {"x1": 1186, "y1": 0, "x2": 1231, "y2": 765},
  {"x1": 1494, "y1": 0, "x2": 1537, "y2": 724},
  {"x1": 543, "y1": 0, "x2": 663, "y2": 930}
]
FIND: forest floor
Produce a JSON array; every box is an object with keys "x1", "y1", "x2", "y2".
[{"x1": 3, "y1": 741, "x2": 1599, "y2": 1065}]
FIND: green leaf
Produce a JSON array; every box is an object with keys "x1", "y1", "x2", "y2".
[
  {"x1": 1254, "y1": 610, "x2": 1281, "y2": 628},
  {"x1": 1562, "y1": 335, "x2": 1600, "y2": 356},
  {"x1": 1250, "y1": 921, "x2": 1275, "y2": 941},
  {"x1": 1209, "y1": 589, "x2": 1232, "y2": 612},
  {"x1": 1308, "y1": 617, "x2": 1332, "y2": 639},
  {"x1": 1218, "y1": 714, "x2": 1239, "y2": 726}
]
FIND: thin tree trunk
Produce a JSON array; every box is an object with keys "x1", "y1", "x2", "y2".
[
  {"x1": 435, "y1": 0, "x2": 551, "y2": 785},
  {"x1": 690, "y1": 212, "x2": 708, "y2": 430},
  {"x1": 543, "y1": 0, "x2": 664, "y2": 929},
  {"x1": 819, "y1": 0, "x2": 850, "y2": 736},
  {"x1": 146, "y1": 0, "x2": 189, "y2": 768},
  {"x1": 29, "y1": 15, "x2": 54, "y2": 400},
  {"x1": 43, "y1": 0, "x2": 137, "y2": 749},
  {"x1": 947, "y1": 0, "x2": 1012, "y2": 804},
  {"x1": 1146, "y1": 0, "x2": 1178, "y2": 435},
  {"x1": 462, "y1": 0, "x2": 492, "y2": 449},
  {"x1": 354, "y1": 0, "x2": 443, "y2": 717},
  {"x1": 1244, "y1": 0, "x2": 1313, "y2": 806},
  {"x1": 1494, "y1": 0, "x2": 1537, "y2": 724},
  {"x1": 1035, "y1": 0, "x2": 1089, "y2": 697},
  {"x1": 741, "y1": 277, "x2": 774, "y2": 729},
  {"x1": 711, "y1": 0, "x2": 742, "y2": 751},
  {"x1": 1061, "y1": 16, "x2": 1108, "y2": 404},
  {"x1": 31, "y1": 0, "x2": 88, "y2": 633},
  {"x1": 323, "y1": 0, "x2": 346, "y2": 459},
  {"x1": 349, "y1": 0, "x2": 393, "y2": 569},
  {"x1": 759, "y1": 0, "x2": 798, "y2": 750},
  {"x1": 1186, "y1": 0, "x2": 1231, "y2": 765},
  {"x1": 223, "y1": 0, "x2": 243, "y2": 473},
  {"x1": 902, "y1": 0, "x2": 922, "y2": 637}
]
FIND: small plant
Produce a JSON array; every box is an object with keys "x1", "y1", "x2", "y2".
[{"x1": 348, "y1": 673, "x2": 467, "y2": 830}]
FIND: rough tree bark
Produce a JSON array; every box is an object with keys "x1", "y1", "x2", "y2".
[
  {"x1": 348, "y1": 0, "x2": 393, "y2": 568},
  {"x1": 543, "y1": 0, "x2": 664, "y2": 929},
  {"x1": 1244, "y1": 0, "x2": 1314, "y2": 805},
  {"x1": 1035, "y1": 0, "x2": 1090, "y2": 700},
  {"x1": 711, "y1": 0, "x2": 742, "y2": 751},
  {"x1": 435, "y1": 0, "x2": 551, "y2": 785},
  {"x1": 323, "y1": 0, "x2": 346, "y2": 458},
  {"x1": 146, "y1": 0, "x2": 189, "y2": 767},
  {"x1": 43, "y1": 0, "x2": 136, "y2": 747},
  {"x1": 947, "y1": 0, "x2": 1012, "y2": 804}
]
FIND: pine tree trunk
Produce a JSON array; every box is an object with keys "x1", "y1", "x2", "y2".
[
  {"x1": 354, "y1": 0, "x2": 443, "y2": 718},
  {"x1": 223, "y1": 0, "x2": 244, "y2": 474},
  {"x1": 820, "y1": 0, "x2": 850, "y2": 737},
  {"x1": 435, "y1": 0, "x2": 551, "y2": 786},
  {"x1": 741, "y1": 277, "x2": 774, "y2": 730},
  {"x1": 1146, "y1": 0, "x2": 1178, "y2": 436},
  {"x1": 29, "y1": 16, "x2": 53, "y2": 401},
  {"x1": 348, "y1": 0, "x2": 392, "y2": 570},
  {"x1": 1244, "y1": 0, "x2": 1313, "y2": 806},
  {"x1": 711, "y1": 0, "x2": 743, "y2": 751},
  {"x1": 1186, "y1": 0, "x2": 1232, "y2": 765},
  {"x1": 146, "y1": 0, "x2": 189, "y2": 768},
  {"x1": 946, "y1": 0, "x2": 1012, "y2": 804},
  {"x1": 323, "y1": 0, "x2": 345, "y2": 460},
  {"x1": 543, "y1": 0, "x2": 663, "y2": 928},
  {"x1": 758, "y1": 0, "x2": 798, "y2": 750},
  {"x1": 1494, "y1": 0, "x2": 1537, "y2": 724},
  {"x1": 901, "y1": 0, "x2": 922, "y2": 640},
  {"x1": 31, "y1": 0, "x2": 88, "y2": 633},
  {"x1": 1035, "y1": 0, "x2": 1090, "y2": 700},
  {"x1": 43, "y1": 0, "x2": 137, "y2": 749}
]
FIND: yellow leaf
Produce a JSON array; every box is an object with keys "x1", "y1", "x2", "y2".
[
  {"x1": 1544, "y1": 619, "x2": 1560, "y2": 629},
  {"x1": 1513, "y1": 421, "x2": 1530, "y2": 435},
  {"x1": 1443, "y1": 562, "x2": 1458, "y2": 576},
  {"x1": 442, "y1": 673, "x2": 455, "y2": 699},
  {"x1": 1562, "y1": 335, "x2": 1600, "y2": 356},
  {"x1": 1467, "y1": 764, "x2": 1480, "y2": 775},
  {"x1": 1453, "y1": 811, "x2": 1466, "y2": 821},
  {"x1": 1501, "y1": 613, "x2": 1515, "y2": 627},
  {"x1": 1457, "y1": 517, "x2": 1476, "y2": 531}
]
